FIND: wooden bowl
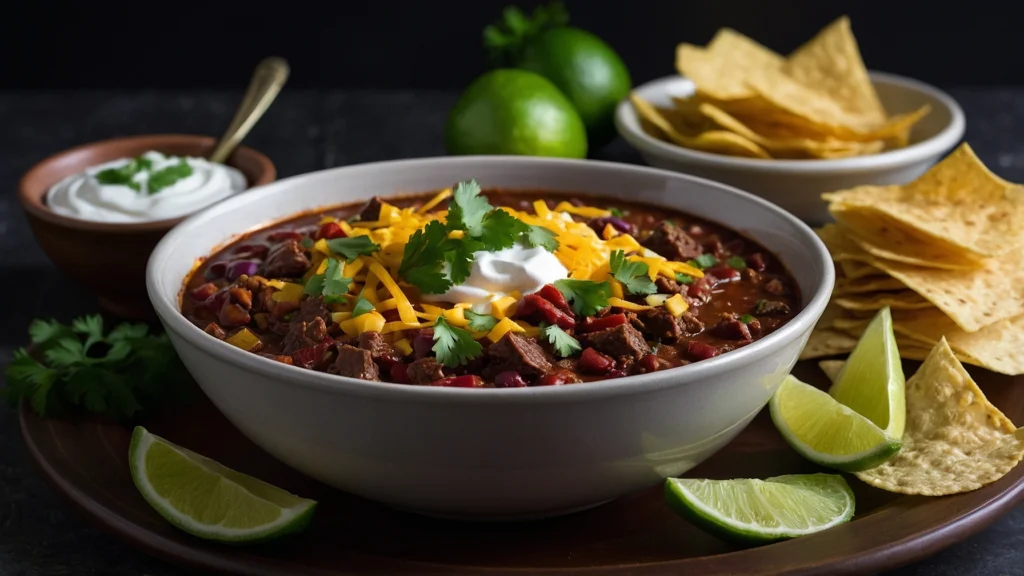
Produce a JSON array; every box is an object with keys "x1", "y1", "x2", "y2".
[{"x1": 18, "y1": 134, "x2": 275, "y2": 320}]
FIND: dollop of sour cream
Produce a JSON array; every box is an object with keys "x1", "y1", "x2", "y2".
[
  {"x1": 45, "y1": 151, "x2": 246, "y2": 223},
  {"x1": 423, "y1": 243, "x2": 569, "y2": 313}
]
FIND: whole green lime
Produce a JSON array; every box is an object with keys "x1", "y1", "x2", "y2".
[
  {"x1": 445, "y1": 68, "x2": 587, "y2": 159},
  {"x1": 518, "y1": 27, "x2": 632, "y2": 149}
]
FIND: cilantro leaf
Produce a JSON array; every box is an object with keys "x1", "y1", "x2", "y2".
[
  {"x1": 688, "y1": 254, "x2": 718, "y2": 270},
  {"x1": 325, "y1": 236, "x2": 380, "y2": 262},
  {"x1": 146, "y1": 159, "x2": 193, "y2": 194},
  {"x1": 300, "y1": 237, "x2": 315, "y2": 249},
  {"x1": 398, "y1": 220, "x2": 452, "y2": 294},
  {"x1": 609, "y1": 250, "x2": 657, "y2": 296},
  {"x1": 431, "y1": 317, "x2": 483, "y2": 368},
  {"x1": 740, "y1": 314, "x2": 755, "y2": 324},
  {"x1": 3, "y1": 317, "x2": 189, "y2": 422},
  {"x1": 446, "y1": 180, "x2": 492, "y2": 236},
  {"x1": 94, "y1": 156, "x2": 150, "y2": 191},
  {"x1": 443, "y1": 237, "x2": 482, "y2": 286},
  {"x1": 477, "y1": 209, "x2": 529, "y2": 251},
  {"x1": 554, "y1": 279, "x2": 611, "y2": 316},
  {"x1": 543, "y1": 324, "x2": 581, "y2": 357},
  {"x1": 352, "y1": 296, "x2": 375, "y2": 318},
  {"x1": 304, "y1": 258, "x2": 353, "y2": 303},
  {"x1": 727, "y1": 256, "x2": 747, "y2": 270},
  {"x1": 522, "y1": 225, "x2": 559, "y2": 251},
  {"x1": 608, "y1": 207, "x2": 624, "y2": 217},
  {"x1": 464, "y1": 310, "x2": 498, "y2": 332},
  {"x1": 676, "y1": 273, "x2": 695, "y2": 285}
]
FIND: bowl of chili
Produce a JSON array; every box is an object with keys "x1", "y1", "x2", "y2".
[{"x1": 148, "y1": 156, "x2": 833, "y2": 519}]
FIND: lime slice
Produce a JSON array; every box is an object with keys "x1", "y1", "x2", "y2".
[
  {"x1": 770, "y1": 375, "x2": 901, "y2": 471},
  {"x1": 828, "y1": 306, "x2": 906, "y2": 439},
  {"x1": 129, "y1": 426, "x2": 316, "y2": 543},
  {"x1": 665, "y1": 474, "x2": 855, "y2": 544}
]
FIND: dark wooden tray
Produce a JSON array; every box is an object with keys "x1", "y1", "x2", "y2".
[{"x1": 19, "y1": 361, "x2": 1024, "y2": 575}]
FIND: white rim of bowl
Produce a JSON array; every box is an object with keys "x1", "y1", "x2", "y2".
[
  {"x1": 148, "y1": 156, "x2": 835, "y2": 404},
  {"x1": 615, "y1": 71, "x2": 966, "y2": 173}
]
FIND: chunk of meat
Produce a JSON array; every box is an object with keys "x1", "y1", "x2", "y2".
[
  {"x1": 262, "y1": 240, "x2": 310, "y2": 279},
  {"x1": 655, "y1": 276, "x2": 686, "y2": 295},
  {"x1": 711, "y1": 313, "x2": 761, "y2": 341},
  {"x1": 358, "y1": 196, "x2": 384, "y2": 221},
  {"x1": 204, "y1": 322, "x2": 226, "y2": 339},
  {"x1": 407, "y1": 358, "x2": 445, "y2": 385},
  {"x1": 482, "y1": 332, "x2": 553, "y2": 380},
  {"x1": 358, "y1": 331, "x2": 398, "y2": 363},
  {"x1": 641, "y1": 222, "x2": 703, "y2": 261},
  {"x1": 296, "y1": 296, "x2": 331, "y2": 324},
  {"x1": 328, "y1": 344, "x2": 379, "y2": 381},
  {"x1": 259, "y1": 353, "x2": 294, "y2": 365},
  {"x1": 581, "y1": 323, "x2": 649, "y2": 360},
  {"x1": 630, "y1": 308, "x2": 703, "y2": 342},
  {"x1": 281, "y1": 316, "x2": 328, "y2": 354},
  {"x1": 764, "y1": 278, "x2": 788, "y2": 296},
  {"x1": 755, "y1": 299, "x2": 792, "y2": 316}
]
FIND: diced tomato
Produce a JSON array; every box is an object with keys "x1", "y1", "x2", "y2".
[
  {"x1": 516, "y1": 294, "x2": 576, "y2": 329},
  {"x1": 317, "y1": 222, "x2": 346, "y2": 240},
  {"x1": 428, "y1": 375, "x2": 485, "y2": 388},
  {"x1": 687, "y1": 341, "x2": 722, "y2": 361},
  {"x1": 579, "y1": 313, "x2": 627, "y2": 333},
  {"x1": 538, "y1": 284, "x2": 571, "y2": 312},
  {"x1": 579, "y1": 347, "x2": 615, "y2": 374}
]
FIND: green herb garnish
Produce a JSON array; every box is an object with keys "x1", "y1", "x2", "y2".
[
  {"x1": 687, "y1": 254, "x2": 719, "y2": 270},
  {"x1": 304, "y1": 258, "x2": 352, "y2": 303},
  {"x1": 543, "y1": 324, "x2": 581, "y2": 357},
  {"x1": 608, "y1": 207, "x2": 627, "y2": 218},
  {"x1": 740, "y1": 314, "x2": 756, "y2": 324},
  {"x1": 727, "y1": 256, "x2": 747, "y2": 270},
  {"x1": 464, "y1": 310, "x2": 499, "y2": 332},
  {"x1": 94, "y1": 156, "x2": 152, "y2": 191},
  {"x1": 676, "y1": 273, "x2": 694, "y2": 285},
  {"x1": 609, "y1": 250, "x2": 657, "y2": 296},
  {"x1": 351, "y1": 296, "x2": 375, "y2": 318},
  {"x1": 398, "y1": 221, "x2": 454, "y2": 294},
  {"x1": 432, "y1": 317, "x2": 483, "y2": 368},
  {"x1": 300, "y1": 237, "x2": 314, "y2": 249},
  {"x1": 447, "y1": 180, "x2": 493, "y2": 237},
  {"x1": 325, "y1": 236, "x2": 381, "y2": 262},
  {"x1": 523, "y1": 225, "x2": 559, "y2": 251},
  {"x1": 146, "y1": 159, "x2": 193, "y2": 194},
  {"x1": 3, "y1": 315, "x2": 188, "y2": 422},
  {"x1": 483, "y1": 1, "x2": 569, "y2": 66},
  {"x1": 554, "y1": 279, "x2": 611, "y2": 316}
]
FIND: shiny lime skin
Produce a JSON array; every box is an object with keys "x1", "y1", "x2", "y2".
[
  {"x1": 445, "y1": 69, "x2": 587, "y2": 159},
  {"x1": 518, "y1": 27, "x2": 632, "y2": 149}
]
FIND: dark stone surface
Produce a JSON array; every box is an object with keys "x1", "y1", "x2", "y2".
[{"x1": 0, "y1": 89, "x2": 1022, "y2": 575}]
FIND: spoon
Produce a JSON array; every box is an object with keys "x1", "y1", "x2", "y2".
[{"x1": 208, "y1": 56, "x2": 290, "y2": 164}]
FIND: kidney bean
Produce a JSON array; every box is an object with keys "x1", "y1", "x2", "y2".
[
  {"x1": 747, "y1": 252, "x2": 768, "y2": 272},
  {"x1": 707, "y1": 266, "x2": 742, "y2": 284},
  {"x1": 579, "y1": 347, "x2": 615, "y2": 374},
  {"x1": 232, "y1": 244, "x2": 270, "y2": 260},
  {"x1": 412, "y1": 329, "x2": 435, "y2": 359},
  {"x1": 190, "y1": 282, "x2": 219, "y2": 301},
  {"x1": 579, "y1": 313, "x2": 627, "y2": 333},
  {"x1": 637, "y1": 353, "x2": 672, "y2": 374},
  {"x1": 538, "y1": 284, "x2": 571, "y2": 312},
  {"x1": 687, "y1": 341, "x2": 722, "y2": 361},
  {"x1": 516, "y1": 294, "x2": 575, "y2": 329},
  {"x1": 317, "y1": 222, "x2": 347, "y2": 240},
  {"x1": 494, "y1": 371, "x2": 528, "y2": 388},
  {"x1": 266, "y1": 231, "x2": 304, "y2": 243},
  {"x1": 533, "y1": 370, "x2": 582, "y2": 386},
  {"x1": 429, "y1": 375, "x2": 485, "y2": 388},
  {"x1": 204, "y1": 261, "x2": 227, "y2": 280},
  {"x1": 390, "y1": 362, "x2": 411, "y2": 384}
]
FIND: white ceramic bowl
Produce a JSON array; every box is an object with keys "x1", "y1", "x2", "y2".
[
  {"x1": 147, "y1": 156, "x2": 834, "y2": 520},
  {"x1": 615, "y1": 72, "x2": 965, "y2": 224}
]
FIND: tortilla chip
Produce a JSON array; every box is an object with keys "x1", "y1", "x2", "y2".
[
  {"x1": 782, "y1": 16, "x2": 887, "y2": 127},
  {"x1": 838, "y1": 260, "x2": 885, "y2": 280},
  {"x1": 833, "y1": 206, "x2": 983, "y2": 271},
  {"x1": 854, "y1": 339, "x2": 1024, "y2": 495},
  {"x1": 631, "y1": 95, "x2": 771, "y2": 159},
  {"x1": 834, "y1": 275, "x2": 907, "y2": 295},
  {"x1": 833, "y1": 291, "x2": 933, "y2": 312},
  {"x1": 800, "y1": 329, "x2": 860, "y2": 360},
  {"x1": 675, "y1": 29, "x2": 783, "y2": 101},
  {"x1": 818, "y1": 224, "x2": 1024, "y2": 333},
  {"x1": 823, "y1": 144, "x2": 1024, "y2": 258}
]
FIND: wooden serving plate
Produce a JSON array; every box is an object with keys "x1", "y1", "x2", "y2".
[{"x1": 19, "y1": 361, "x2": 1024, "y2": 575}]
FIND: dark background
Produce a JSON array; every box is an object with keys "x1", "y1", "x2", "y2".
[{"x1": 4, "y1": 0, "x2": 1023, "y2": 91}]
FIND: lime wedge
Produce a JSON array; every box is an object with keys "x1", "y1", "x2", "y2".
[
  {"x1": 770, "y1": 375, "x2": 901, "y2": 471},
  {"x1": 665, "y1": 474, "x2": 855, "y2": 544},
  {"x1": 828, "y1": 307, "x2": 906, "y2": 439},
  {"x1": 129, "y1": 426, "x2": 316, "y2": 543}
]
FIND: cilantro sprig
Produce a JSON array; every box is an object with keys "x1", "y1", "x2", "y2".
[
  {"x1": 465, "y1": 309, "x2": 498, "y2": 332},
  {"x1": 398, "y1": 179, "x2": 560, "y2": 293},
  {"x1": 543, "y1": 324, "x2": 581, "y2": 357},
  {"x1": 146, "y1": 159, "x2": 194, "y2": 194},
  {"x1": 351, "y1": 296, "x2": 375, "y2": 317},
  {"x1": 554, "y1": 279, "x2": 611, "y2": 316},
  {"x1": 94, "y1": 154, "x2": 193, "y2": 194},
  {"x1": 326, "y1": 236, "x2": 380, "y2": 262},
  {"x1": 687, "y1": 254, "x2": 719, "y2": 270},
  {"x1": 609, "y1": 250, "x2": 657, "y2": 296},
  {"x1": 432, "y1": 317, "x2": 483, "y2": 368},
  {"x1": 4, "y1": 315, "x2": 189, "y2": 422},
  {"x1": 304, "y1": 258, "x2": 353, "y2": 303},
  {"x1": 483, "y1": 1, "x2": 570, "y2": 66}
]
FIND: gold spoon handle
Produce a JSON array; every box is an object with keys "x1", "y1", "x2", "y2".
[{"x1": 208, "y1": 56, "x2": 290, "y2": 164}]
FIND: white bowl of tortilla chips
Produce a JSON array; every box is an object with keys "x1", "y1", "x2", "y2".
[{"x1": 615, "y1": 17, "x2": 965, "y2": 225}]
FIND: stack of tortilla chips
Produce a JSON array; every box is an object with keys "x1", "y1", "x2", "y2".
[
  {"x1": 631, "y1": 16, "x2": 930, "y2": 160},
  {"x1": 803, "y1": 143, "x2": 1024, "y2": 376}
]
